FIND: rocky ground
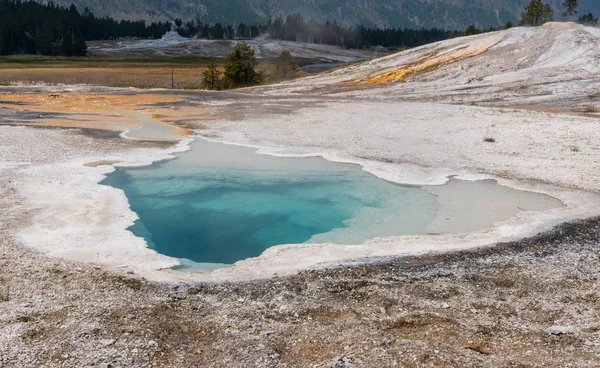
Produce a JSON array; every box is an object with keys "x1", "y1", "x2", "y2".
[
  {"x1": 2, "y1": 194, "x2": 599, "y2": 367},
  {"x1": 0, "y1": 128, "x2": 599, "y2": 367},
  {"x1": 2, "y1": 23, "x2": 600, "y2": 367}
]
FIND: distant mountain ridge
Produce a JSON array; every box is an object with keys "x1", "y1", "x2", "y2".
[{"x1": 40, "y1": 0, "x2": 600, "y2": 29}]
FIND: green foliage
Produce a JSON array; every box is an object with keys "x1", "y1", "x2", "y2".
[
  {"x1": 60, "y1": 31, "x2": 74, "y2": 57},
  {"x1": 0, "y1": 0, "x2": 171, "y2": 56},
  {"x1": 505, "y1": 21, "x2": 514, "y2": 29},
  {"x1": 519, "y1": 0, "x2": 554, "y2": 26},
  {"x1": 201, "y1": 59, "x2": 222, "y2": 90},
  {"x1": 562, "y1": 0, "x2": 578, "y2": 18},
  {"x1": 578, "y1": 12, "x2": 598, "y2": 24},
  {"x1": 274, "y1": 51, "x2": 300, "y2": 80},
  {"x1": 73, "y1": 32, "x2": 87, "y2": 56},
  {"x1": 464, "y1": 25, "x2": 481, "y2": 36},
  {"x1": 483, "y1": 137, "x2": 496, "y2": 143},
  {"x1": 222, "y1": 43, "x2": 263, "y2": 88},
  {"x1": 175, "y1": 14, "x2": 454, "y2": 50}
]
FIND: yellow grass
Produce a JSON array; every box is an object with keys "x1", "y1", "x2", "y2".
[{"x1": 0, "y1": 66, "x2": 206, "y2": 89}]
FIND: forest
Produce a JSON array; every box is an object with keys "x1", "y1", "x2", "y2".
[
  {"x1": 173, "y1": 14, "x2": 454, "y2": 49},
  {"x1": 0, "y1": 0, "x2": 171, "y2": 55},
  {"x1": 0, "y1": 0, "x2": 453, "y2": 56},
  {"x1": 1, "y1": 0, "x2": 596, "y2": 57}
]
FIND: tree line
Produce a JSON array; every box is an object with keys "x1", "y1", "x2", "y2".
[
  {"x1": 518, "y1": 0, "x2": 596, "y2": 27},
  {"x1": 175, "y1": 14, "x2": 453, "y2": 49},
  {"x1": 0, "y1": 0, "x2": 171, "y2": 56},
  {"x1": 2, "y1": 0, "x2": 596, "y2": 58},
  {"x1": 201, "y1": 46, "x2": 300, "y2": 91},
  {"x1": 463, "y1": 0, "x2": 595, "y2": 36}
]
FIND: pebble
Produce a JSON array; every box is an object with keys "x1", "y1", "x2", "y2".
[
  {"x1": 101, "y1": 339, "x2": 116, "y2": 346},
  {"x1": 547, "y1": 326, "x2": 574, "y2": 335}
]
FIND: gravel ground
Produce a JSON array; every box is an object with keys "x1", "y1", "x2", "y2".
[
  {"x1": 2, "y1": 194, "x2": 599, "y2": 367},
  {"x1": 0, "y1": 126, "x2": 599, "y2": 367},
  {"x1": 2, "y1": 23, "x2": 600, "y2": 367}
]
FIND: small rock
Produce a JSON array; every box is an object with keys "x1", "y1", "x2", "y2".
[
  {"x1": 101, "y1": 339, "x2": 116, "y2": 346},
  {"x1": 441, "y1": 303, "x2": 450, "y2": 309},
  {"x1": 261, "y1": 329, "x2": 276, "y2": 336},
  {"x1": 168, "y1": 293, "x2": 186, "y2": 300},
  {"x1": 547, "y1": 326, "x2": 574, "y2": 335},
  {"x1": 147, "y1": 340, "x2": 157, "y2": 347}
]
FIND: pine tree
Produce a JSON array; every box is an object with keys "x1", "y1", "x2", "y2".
[
  {"x1": 577, "y1": 12, "x2": 598, "y2": 24},
  {"x1": 222, "y1": 43, "x2": 263, "y2": 89},
  {"x1": 464, "y1": 25, "x2": 481, "y2": 36},
  {"x1": 201, "y1": 59, "x2": 222, "y2": 90},
  {"x1": 72, "y1": 31, "x2": 87, "y2": 56},
  {"x1": 274, "y1": 51, "x2": 299, "y2": 80},
  {"x1": 520, "y1": 0, "x2": 554, "y2": 26},
  {"x1": 562, "y1": 0, "x2": 578, "y2": 18},
  {"x1": 60, "y1": 31, "x2": 73, "y2": 56}
]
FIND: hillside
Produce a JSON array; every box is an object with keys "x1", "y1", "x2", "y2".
[
  {"x1": 272, "y1": 22, "x2": 600, "y2": 111},
  {"x1": 40, "y1": 0, "x2": 600, "y2": 29}
]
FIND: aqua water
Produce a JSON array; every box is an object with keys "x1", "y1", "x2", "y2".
[{"x1": 101, "y1": 140, "x2": 441, "y2": 265}]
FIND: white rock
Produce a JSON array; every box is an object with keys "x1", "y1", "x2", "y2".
[
  {"x1": 547, "y1": 326, "x2": 574, "y2": 335},
  {"x1": 101, "y1": 339, "x2": 116, "y2": 346}
]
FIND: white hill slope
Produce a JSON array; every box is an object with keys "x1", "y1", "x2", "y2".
[{"x1": 273, "y1": 22, "x2": 600, "y2": 110}]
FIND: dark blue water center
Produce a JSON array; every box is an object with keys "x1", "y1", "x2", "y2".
[{"x1": 101, "y1": 140, "x2": 440, "y2": 265}]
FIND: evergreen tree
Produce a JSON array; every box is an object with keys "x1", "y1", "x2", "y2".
[
  {"x1": 520, "y1": 0, "x2": 554, "y2": 26},
  {"x1": 60, "y1": 31, "x2": 73, "y2": 56},
  {"x1": 274, "y1": 51, "x2": 299, "y2": 80},
  {"x1": 201, "y1": 59, "x2": 222, "y2": 90},
  {"x1": 73, "y1": 31, "x2": 87, "y2": 56},
  {"x1": 222, "y1": 43, "x2": 263, "y2": 88},
  {"x1": 464, "y1": 25, "x2": 481, "y2": 36},
  {"x1": 505, "y1": 21, "x2": 514, "y2": 29},
  {"x1": 578, "y1": 12, "x2": 598, "y2": 24},
  {"x1": 37, "y1": 21, "x2": 56, "y2": 56},
  {"x1": 562, "y1": 0, "x2": 578, "y2": 18}
]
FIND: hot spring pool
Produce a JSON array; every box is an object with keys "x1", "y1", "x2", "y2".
[{"x1": 101, "y1": 139, "x2": 563, "y2": 266}]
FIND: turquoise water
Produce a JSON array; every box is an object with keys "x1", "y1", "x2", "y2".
[{"x1": 101, "y1": 139, "x2": 441, "y2": 265}]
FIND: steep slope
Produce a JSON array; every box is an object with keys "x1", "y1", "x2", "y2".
[
  {"x1": 274, "y1": 22, "x2": 600, "y2": 110},
  {"x1": 40, "y1": 0, "x2": 600, "y2": 29}
]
